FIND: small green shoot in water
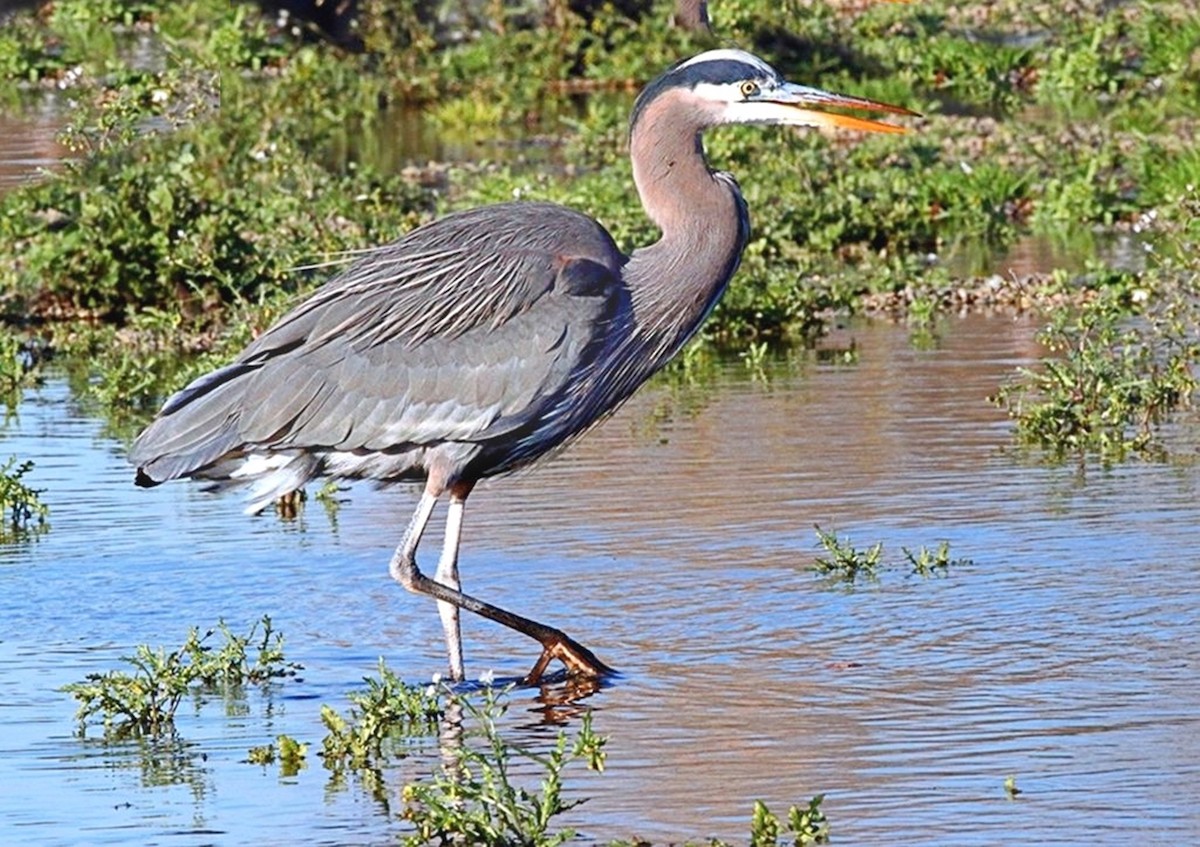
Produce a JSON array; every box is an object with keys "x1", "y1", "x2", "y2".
[
  {"x1": 247, "y1": 734, "x2": 309, "y2": 776},
  {"x1": 813, "y1": 527, "x2": 972, "y2": 582},
  {"x1": 1005, "y1": 774, "x2": 1022, "y2": 798},
  {"x1": 0, "y1": 457, "x2": 48, "y2": 539},
  {"x1": 741, "y1": 340, "x2": 771, "y2": 381},
  {"x1": 62, "y1": 615, "x2": 300, "y2": 737},
  {"x1": 0, "y1": 329, "x2": 43, "y2": 407},
  {"x1": 813, "y1": 525, "x2": 882, "y2": 582},
  {"x1": 903, "y1": 541, "x2": 975, "y2": 577},
  {"x1": 749, "y1": 796, "x2": 830, "y2": 846}
]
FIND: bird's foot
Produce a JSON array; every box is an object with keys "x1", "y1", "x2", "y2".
[{"x1": 521, "y1": 629, "x2": 616, "y2": 685}]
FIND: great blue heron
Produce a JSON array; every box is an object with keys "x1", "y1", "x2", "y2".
[{"x1": 130, "y1": 49, "x2": 914, "y2": 684}]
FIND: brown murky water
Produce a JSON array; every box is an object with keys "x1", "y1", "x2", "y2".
[
  {"x1": 0, "y1": 104, "x2": 67, "y2": 188},
  {"x1": 2, "y1": 315, "x2": 1199, "y2": 845}
]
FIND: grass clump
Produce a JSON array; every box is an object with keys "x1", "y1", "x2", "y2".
[
  {"x1": 0, "y1": 457, "x2": 48, "y2": 539},
  {"x1": 62, "y1": 615, "x2": 300, "y2": 737}
]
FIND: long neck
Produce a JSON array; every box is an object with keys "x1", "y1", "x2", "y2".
[{"x1": 624, "y1": 91, "x2": 749, "y2": 367}]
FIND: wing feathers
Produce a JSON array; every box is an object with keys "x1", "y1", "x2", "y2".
[{"x1": 130, "y1": 202, "x2": 627, "y2": 489}]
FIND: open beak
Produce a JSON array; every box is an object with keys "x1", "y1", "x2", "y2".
[{"x1": 772, "y1": 82, "x2": 920, "y2": 134}]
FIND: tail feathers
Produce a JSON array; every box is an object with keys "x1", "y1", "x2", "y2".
[
  {"x1": 131, "y1": 416, "x2": 243, "y2": 485},
  {"x1": 131, "y1": 355, "x2": 322, "y2": 513},
  {"x1": 199, "y1": 451, "x2": 322, "y2": 515},
  {"x1": 129, "y1": 361, "x2": 258, "y2": 484}
]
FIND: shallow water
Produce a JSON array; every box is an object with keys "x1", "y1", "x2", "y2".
[
  {"x1": 2, "y1": 314, "x2": 1199, "y2": 845},
  {"x1": 0, "y1": 104, "x2": 67, "y2": 189}
]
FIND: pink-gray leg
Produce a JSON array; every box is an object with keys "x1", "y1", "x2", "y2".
[{"x1": 388, "y1": 482, "x2": 614, "y2": 684}]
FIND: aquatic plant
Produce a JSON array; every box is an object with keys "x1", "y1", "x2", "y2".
[
  {"x1": 319, "y1": 659, "x2": 443, "y2": 773},
  {"x1": 749, "y1": 796, "x2": 830, "y2": 846},
  {"x1": 812, "y1": 525, "x2": 883, "y2": 582},
  {"x1": 0, "y1": 456, "x2": 48, "y2": 538},
  {"x1": 62, "y1": 615, "x2": 301, "y2": 737},
  {"x1": 400, "y1": 684, "x2": 607, "y2": 847},
  {"x1": 992, "y1": 272, "x2": 1200, "y2": 459},
  {"x1": 247, "y1": 734, "x2": 309, "y2": 776},
  {"x1": 0, "y1": 328, "x2": 43, "y2": 406},
  {"x1": 903, "y1": 541, "x2": 973, "y2": 577},
  {"x1": 813, "y1": 527, "x2": 973, "y2": 582}
]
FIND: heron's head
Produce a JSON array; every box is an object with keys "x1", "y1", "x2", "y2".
[{"x1": 631, "y1": 49, "x2": 917, "y2": 138}]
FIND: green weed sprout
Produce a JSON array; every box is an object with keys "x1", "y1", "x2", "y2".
[
  {"x1": 813, "y1": 527, "x2": 972, "y2": 582},
  {"x1": 62, "y1": 615, "x2": 300, "y2": 737},
  {"x1": 401, "y1": 684, "x2": 606, "y2": 847},
  {"x1": 749, "y1": 796, "x2": 830, "y2": 846},
  {"x1": 0, "y1": 457, "x2": 48, "y2": 539},
  {"x1": 902, "y1": 541, "x2": 974, "y2": 577},
  {"x1": 813, "y1": 525, "x2": 882, "y2": 582},
  {"x1": 319, "y1": 659, "x2": 443, "y2": 773},
  {"x1": 247, "y1": 734, "x2": 309, "y2": 777}
]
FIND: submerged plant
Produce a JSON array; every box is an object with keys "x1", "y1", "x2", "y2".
[
  {"x1": 62, "y1": 615, "x2": 300, "y2": 737},
  {"x1": 401, "y1": 684, "x2": 607, "y2": 847}
]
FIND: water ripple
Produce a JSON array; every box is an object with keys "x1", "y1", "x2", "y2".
[{"x1": 1, "y1": 316, "x2": 1198, "y2": 844}]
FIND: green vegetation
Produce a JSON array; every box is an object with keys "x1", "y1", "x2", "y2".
[
  {"x1": 0, "y1": 327, "x2": 43, "y2": 405},
  {"x1": 60, "y1": 621, "x2": 838, "y2": 844},
  {"x1": 62, "y1": 615, "x2": 300, "y2": 737},
  {"x1": 748, "y1": 796, "x2": 830, "y2": 846},
  {"x1": 813, "y1": 524, "x2": 883, "y2": 581},
  {"x1": 993, "y1": 277, "x2": 1200, "y2": 459},
  {"x1": 994, "y1": 192, "x2": 1200, "y2": 459},
  {"x1": 320, "y1": 659, "x2": 443, "y2": 775},
  {"x1": 0, "y1": 456, "x2": 48, "y2": 538},
  {"x1": 903, "y1": 540, "x2": 972, "y2": 577},
  {"x1": 1, "y1": 0, "x2": 1199, "y2": 456},
  {"x1": 813, "y1": 526, "x2": 973, "y2": 582},
  {"x1": 247, "y1": 734, "x2": 309, "y2": 776},
  {"x1": 401, "y1": 684, "x2": 607, "y2": 847}
]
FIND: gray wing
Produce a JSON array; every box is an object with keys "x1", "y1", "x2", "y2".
[{"x1": 130, "y1": 201, "x2": 628, "y2": 486}]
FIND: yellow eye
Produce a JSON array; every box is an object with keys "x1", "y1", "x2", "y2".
[{"x1": 740, "y1": 80, "x2": 759, "y2": 98}]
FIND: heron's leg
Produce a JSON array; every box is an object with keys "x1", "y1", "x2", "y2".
[
  {"x1": 388, "y1": 487, "x2": 615, "y2": 684},
  {"x1": 434, "y1": 491, "x2": 466, "y2": 682}
]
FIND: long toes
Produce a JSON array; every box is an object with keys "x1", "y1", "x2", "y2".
[{"x1": 522, "y1": 635, "x2": 615, "y2": 685}]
